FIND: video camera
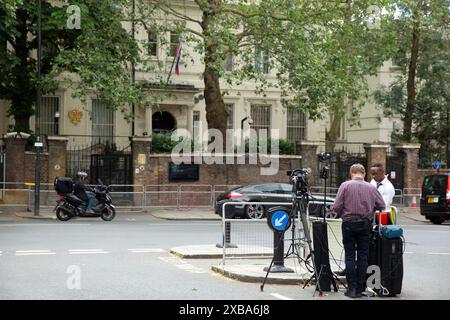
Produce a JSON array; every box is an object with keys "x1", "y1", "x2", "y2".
[{"x1": 287, "y1": 168, "x2": 310, "y2": 197}]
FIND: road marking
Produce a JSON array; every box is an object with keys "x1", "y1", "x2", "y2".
[
  {"x1": 404, "y1": 252, "x2": 414, "y2": 254},
  {"x1": 69, "y1": 249, "x2": 108, "y2": 255},
  {"x1": 158, "y1": 256, "x2": 206, "y2": 274},
  {"x1": 427, "y1": 252, "x2": 450, "y2": 255},
  {"x1": 15, "y1": 250, "x2": 55, "y2": 256},
  {"x1": 0, "y1": 223, "x2": 92, "y2": 227},
  {"x1": 128, "y1": 248, "x2": 165, "y2": 253},
  {"x1": 270, "y1": 293, "x2": 293, "y2": 300}
]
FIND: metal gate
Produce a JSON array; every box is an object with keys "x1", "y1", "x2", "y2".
[
  {"x1": 327, "y1": 151, "x2": 367, "y2": 188},
  {"x1": 90, "y1": 153, "x2": 132, "y2": 186},
  {"x1": 386, "y1": 156, "x2": 404, "y2": 190},
  {"x1": 67, "y1": 141, "x2": 132, "y2": 186}
]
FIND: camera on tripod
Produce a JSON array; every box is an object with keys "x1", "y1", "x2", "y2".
[
  {"x1": 318, "y1": 152, "x2": 332, "y2": 179},
  {"x1": 287, "y1": 168, "x2": 310, "y2": 197}
]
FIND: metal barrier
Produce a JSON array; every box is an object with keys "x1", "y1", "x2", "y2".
[
  {"x1": 403, "y1": 188, "x2": 422, "y2": 207},
  {"x1": 393, "y1": 189, "x2": 404, "y2": 207},
  {"x1": 179, "y1": 185, "x2": 213, "y2": 207},
  {"x1": 220, "y1": 201, "x2": 345, "y2": 273}
]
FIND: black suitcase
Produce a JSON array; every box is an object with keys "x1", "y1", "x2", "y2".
[{"x1": 368, "y1": 227, "x2": 403, "y2": 297}]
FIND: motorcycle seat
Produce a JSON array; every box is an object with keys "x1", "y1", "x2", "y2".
[{"x1": 65, "y1": 194, "x2": 86, "y2": 206}]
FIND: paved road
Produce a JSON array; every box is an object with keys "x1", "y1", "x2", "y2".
[{"x1": 0, "y1": 212, "x2": 449, "y2": 300}]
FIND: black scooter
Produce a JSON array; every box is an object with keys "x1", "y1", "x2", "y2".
[{"x1": 54, "y1": 179, "x2": 116, "y2": 221}]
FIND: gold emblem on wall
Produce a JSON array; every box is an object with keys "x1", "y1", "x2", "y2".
[{"x1": 68, "y1": 109, "x2": 83, "y2": 125}]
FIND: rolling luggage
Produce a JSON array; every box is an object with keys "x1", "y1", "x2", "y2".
[{"x1": 367, "y1": 211, "x2": 404, "y2": 297}]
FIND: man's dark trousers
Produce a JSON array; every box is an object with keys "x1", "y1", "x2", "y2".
[{"x1": 342, "y1": 219, "x2": 371, "y2": 293}]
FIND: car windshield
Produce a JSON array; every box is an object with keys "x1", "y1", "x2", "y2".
[{"x1": 423, "y1": 175, "x2": 447, "y2": 195}]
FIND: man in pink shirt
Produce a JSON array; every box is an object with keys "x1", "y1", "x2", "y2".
[{"x1": 332, "y1": 164, "x2": 385, "y2": 298}]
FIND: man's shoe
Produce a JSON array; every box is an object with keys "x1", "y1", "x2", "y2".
[
  {"x1": 335, "y1": 269, "x2": 346, "y2": 276},
  {"x1": 86, "y1": 208, "x2": 95, "y2": 214},
  {"x1": 344, "y1": 289, "x2": 358, "y2": 298}
]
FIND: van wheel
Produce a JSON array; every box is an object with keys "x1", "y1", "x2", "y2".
[{"x1": 431, "y1": 217, "x2": 445, "y2": 225}]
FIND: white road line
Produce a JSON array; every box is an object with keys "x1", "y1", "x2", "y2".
[
  {"x1": 158, "y1": 256, "x2": 206, "y2": 274},
  {"x1": 427, "y1": 252, "x2": 450, "y2": 255},
  {"x1": 128, "y1": 248, "x2": 165, "y2": 253},
  {"x1": 15, "y1": 250, "x2": 55, "y2": 256},
  {"x1": 270, "y1": 293, "x2": 294, "y2": 300},
  {"x1": 404, "y1": 252, "x2": 414, "y2": 254},
  {"x1": 69, "y1": 249, "x2": 108, "y2": 255}
]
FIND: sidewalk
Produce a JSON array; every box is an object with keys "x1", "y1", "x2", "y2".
[
  {"x1": 397, "y1": 207, "x2": 427, "y2": 223},
  {"x1": 148, "y1": 207, "x2": 219, "y2": 220}
]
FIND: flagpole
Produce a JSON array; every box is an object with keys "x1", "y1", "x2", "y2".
[
  {"x1": 166, "y1": 34, "x2": 182, "y2": 83},
  {"x1": 166, "y1": 51, "x2": 177, "y2": 83}
]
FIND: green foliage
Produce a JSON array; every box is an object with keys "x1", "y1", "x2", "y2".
[
  {"x1": 374, "y1": 0, "x2": 449, "y2": 167},
  {"x1": 151, "y1": 132, "x2": 180, "y2": 154}
]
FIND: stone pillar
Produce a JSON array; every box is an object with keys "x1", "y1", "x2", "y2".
[
  {"x1": 47, "y1": 136, "x2": 69, "y2": 183},
  {"x1": 4, "y1": 136, "x2": 27, "y2": 183},
  {"x1": 186, "y1": 105, "x2": 194, "y2": 136},
  {"x1": 132, "y1": 137, "x2": 152, "y2": 207},
  {"x1": 394, "y1": 144, "x2": 421, "y2": 189},
  {"x1": 144, "y1": 106, "x2": 152, "y2": 136},
  {"x1": 296, "y1": 141, "x2": 319, "y2": 186},
  {"x1": 364, "y1": 143, "x2": 389, "y2": 174}
]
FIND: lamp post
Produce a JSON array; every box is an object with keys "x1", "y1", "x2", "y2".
[
  {"x1": 34, "y1": 0, "x2": 42, "y2": 216},
  {"x1": 54, "y1": 111, "x2": 60, "y2": 135},
  {"x1": 240, "y1": 116, "x2": 253, "y2": 147}
]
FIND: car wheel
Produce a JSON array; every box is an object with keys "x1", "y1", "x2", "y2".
[
  {"x1": 430, "y1": 217, "x2": 445, "y2": 225},
  {"x1": 245, "y1": 204, "x2": 265, "y2": 219}
]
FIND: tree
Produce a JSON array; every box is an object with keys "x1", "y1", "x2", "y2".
[
  {"x1": 0, "y1": 0, "x2": 145, "y2": 133},
  {"x1": 136, "y1": 0, "x2": 398, "y2": 146},
  {"x1": 375, "y1": 0, "x2": 449, "y2": 166}
]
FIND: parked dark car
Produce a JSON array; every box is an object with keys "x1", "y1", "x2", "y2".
[
  {"x1": 215, "y1": 183, "x2": 336, "y2": 219},
  {"x1": 420, "y1": 174, "x2": 450, "y2": 224}
]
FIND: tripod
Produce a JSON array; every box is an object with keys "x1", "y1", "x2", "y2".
[
  {"x1": 260, "y1": 169, "x2": 321, "y2": 294},
  {"x1": 303, "y1": 161, "x2": 346, "y2": 293}
]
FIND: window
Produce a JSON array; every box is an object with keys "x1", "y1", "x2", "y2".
[
  {"x1": 287, "y1": 108, "x2": 306, "y2": 141},
  {"x1": 40, "y1": 96, "x2": 60, "y2": 136},
  {"x1": 169, "y1": 31, "x2": 180, "y2": 57},
  {"x1": 225, "y1": 103, "x2": 234, "y2": 129},
  {"x1": 92, "y1": 99, "x2": 114, "y2": 145},
  {"x1": 148, "y1": 30, "x2": 158, "y2": 57},
  {"x1": 251, "y1": 104, "x2": 271, "y2": 132},
  {"x1": 255, "y1": 47, "x2": 269, "y2": 74}
]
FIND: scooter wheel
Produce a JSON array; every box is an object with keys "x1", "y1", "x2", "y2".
[
  {"x1": 56, "y1": 208, "x2": 71, "y2": 221},
  {"x1": 101, "y1": 207, "x2": 116, "y2": 221}
]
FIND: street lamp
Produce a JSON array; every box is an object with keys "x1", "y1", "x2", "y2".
[
  {"x1": 34, "y1": 0, "x2": 42, "y2": 216},
  {"x1": 240, "y1": 116, "x2": 253, "y2": 147},
  {"x1": 54, "y1": 111, "x2": 60, "y2": 135}
]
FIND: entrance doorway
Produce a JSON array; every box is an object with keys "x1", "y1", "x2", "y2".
[{"x1": 152, "y1": 111, "x2": 176, "y2": 133}]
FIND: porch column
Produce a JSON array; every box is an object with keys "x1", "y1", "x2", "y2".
[
  {"x1": 186, "y1": 105, "x2": 194, "y2": 136},
  {"x1": 144, "y1": 106, "x2": 152, "y2": 136}
]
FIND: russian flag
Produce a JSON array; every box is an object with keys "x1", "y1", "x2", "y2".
[{"x1": 174, "y1": 40, "x2": 182, "y2": 75}]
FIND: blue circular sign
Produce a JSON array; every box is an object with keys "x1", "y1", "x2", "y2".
[
  {"x1": 433, "y1": 161, "x2": 441, "y2": 169},
  {"x1": 269, "y1": 210, "x2": 290, "y2": 232}
]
